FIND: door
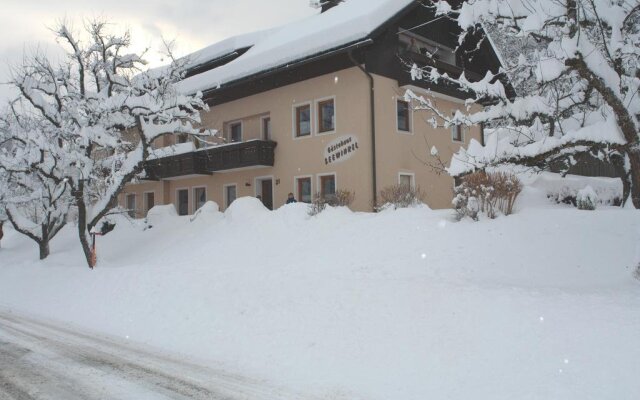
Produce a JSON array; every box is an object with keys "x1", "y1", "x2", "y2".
[
  {"x1": 260, "y1": 179, "x2": 273, "y2": 210},
  {"x1": 144, "y1": 192, "x2": 155, "y2": 216},
  {"x1": 177, "y1": 189, "x2": 189, "y2": 216},
  {"x1": 225, "y1": 185, "x2": 237, "y2": 208}
]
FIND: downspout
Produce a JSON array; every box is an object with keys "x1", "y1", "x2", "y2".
[{"x1": 348, "y1": 50, "x2": 378, "y2": 211}]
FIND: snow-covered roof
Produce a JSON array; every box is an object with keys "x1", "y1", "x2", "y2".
[
  {"x1": 177, "y1": 0, "x2": 414, "y2": 95},
  {"x1": 183, "y1": 29, "x2": 273, "y2": 71}
]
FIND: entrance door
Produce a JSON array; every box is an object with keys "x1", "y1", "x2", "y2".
[{"x1": 258, "y1": 179, "x2": 273, "y2": 210}]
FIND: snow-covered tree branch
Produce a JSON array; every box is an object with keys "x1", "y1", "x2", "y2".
[
  {"x1": 412, "y1": 0, "x2": 640, "y2": 208},
  {"x1": 2, "y1": 20, "x2": 207, "y2": 267}
]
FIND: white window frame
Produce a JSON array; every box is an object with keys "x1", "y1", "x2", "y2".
[
  {"x1": 192, "y1": 186, "x2": 207, "y2": 212},
  {"x1": 396, "y1": 97, "x2": 414, "y2": 135},
  {"x1": 315, "y1": 96, "x2": 337, "y2": 135},
  {"x1": 398, "y1": 172, "x2": 416, "y2": 189},
  {"x1": 292, "y1": 101, "x2": 313, "y2": 139},
  {"x1": 260, "y1": 115, "x2": 272, "y2": 141},
  {"x1": 316, "y1": 172, "x2": 337, "y2": 199},
  {"x1": 451, "y1": 124, "x2": 465, "y2": 143},
  {"x1": 175, "y1": 187, "x2": 190, "y2": 216},
  {"x1": 223, "y1": 183, "x2": 237, "y2": 210},
  {"x1": 293, "y1": 174, "x2": 314, "y2": 203},
  {"x1": 143, "y1": 191, "x2": 155, "y2": 215},
  {"x1": 226, "y1": 120, "x2": 243, "y2": 143}
]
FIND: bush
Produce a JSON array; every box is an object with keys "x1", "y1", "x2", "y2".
[
  {"x1": 378, "y1": 184, "x2": 424, "y2": 210},
  {"x1": 453, "y1": 171, "x2": 522, "y2": 220},
  {"x1": 309, "y1": 190, "x2": 355, "y2": 216},
  {"x1": 576, "y1": 186, "x2": 598, "y2": 210}
]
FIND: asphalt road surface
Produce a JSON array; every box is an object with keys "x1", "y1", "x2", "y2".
[{"x1": 0, "y1": 310, "x2": 307, "y2": 400}]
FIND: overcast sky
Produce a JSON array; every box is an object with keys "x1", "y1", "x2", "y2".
[{"x1": 0, "y1": 0, "x2": 318, "y2": 101}]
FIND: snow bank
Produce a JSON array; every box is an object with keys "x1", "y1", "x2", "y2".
[
  {"x1": 146, "y1": 204, "x2": 178, "y2": 226},
  {"x1": 224, "y1": 196, "x2": 269, "y2": 223},
  {"x1": 0, "y1": 205, "x2": 638, "y2": 400},
  {"x1": 531, "y1": 172, "x2": 622, "y2": 206}
]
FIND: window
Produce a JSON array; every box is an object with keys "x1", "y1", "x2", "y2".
[
  {"x1": 317, "y1": 99, "x2": 335, "y2": 133},
  {"x1": 295, "y1": 104, "x2": 311, "y2": 137},
  {"x1": 228, "y1": 122, "x2": 242, "y2": 143},
  {"x1": 296, "y1": 177, "x2": 312, "y2": 203},
  {"x1": 144, "y1": 192, "x2": 155, "y2": 215},
  {"x1": 176, "y1": 133, "x2": 188, "y2": 144},
  {"x1": 177, "y1": 189, "x2": 189, "y2": 216},
  {"x1": 262, "y1": 117, "x2": 272, "y2": 140},
  {"x1": 319, "y1": 174, "x2": 336, "y2": 199},
  {"x1": 399, "y1": 173, "x2": 414, "y2": 189},
  {"x1": 225, "y1": 185, "x2": 237, "y2": 208},
  {"x1": 193, "y1": 187, "x2": 206, "y2": 211},
  {"x1": 451, "y1": 113, "x2": 464, "y2": 142},
  {"x1": 397, "y1": 100, "x2": 410, "y2": 132},
  {"x1": 125, "y1": 194, "x2": 136, "y2": 218}
]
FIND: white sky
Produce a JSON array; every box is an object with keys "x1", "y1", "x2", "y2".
[{"x1": 0, "y1": 0, "x2": 318, "y2": 101}]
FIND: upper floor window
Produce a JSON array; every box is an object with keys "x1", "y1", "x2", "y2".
[
  {"x1": 451, "y1": 113, "x2": 464, "y2": 143},
  {"x1": 451, "y1": 124, "x2": 464, "y2": 142},
  {"x1": 228, "y1": 122, "x2": 242, "y2": 143},
  {"x1": 318, "y1": 98, "x2": 335, "y2": 133},
  {"x1": 295, "y1": 104, "x2": 311, "y2": 137},
  {"x1": 397, "y1": 99, "x2": 410, "y2": 132},
  {"x1": 262, "y1": 116, "x2": 271, "y2": 140}
]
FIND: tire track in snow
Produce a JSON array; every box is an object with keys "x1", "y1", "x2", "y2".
[{"x1": 0, "y1": 311, "x2": 316, "y2": 400}]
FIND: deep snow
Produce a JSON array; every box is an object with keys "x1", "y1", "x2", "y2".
[{"x1": 0, "y1": 193, "x2": 638, "y2": 400}]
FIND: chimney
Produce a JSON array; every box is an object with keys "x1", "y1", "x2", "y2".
[{"x1": 321, "y1": 0, "x2": 344, "y2": 13}]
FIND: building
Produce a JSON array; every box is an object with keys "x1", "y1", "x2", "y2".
[{"x1": 120, "y1": 0, "x2": 502, "y2": 216}]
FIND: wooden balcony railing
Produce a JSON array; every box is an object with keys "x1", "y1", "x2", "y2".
[{"x1": 144, "y1": 140, "x2": 277, "y2": 180}]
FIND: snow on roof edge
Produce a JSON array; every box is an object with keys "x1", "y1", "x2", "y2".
[{"x1": 176, "y1": 0, "x2": 415, "y2": 95}]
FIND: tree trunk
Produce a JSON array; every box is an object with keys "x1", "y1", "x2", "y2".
[
  {"x1": 628, "y1": 150, "x2": 640, "y2": 209},
  {"x1": 38, "y1": 241, "x2": 50, "y2": 260},
  {"x1": 75, "y1": 186, "x2": 95, "y2": 269}
]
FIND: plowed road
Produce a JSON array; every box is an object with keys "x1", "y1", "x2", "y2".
[{"x1": 0, "y1": 311, "x2": 306, "y2": 400}]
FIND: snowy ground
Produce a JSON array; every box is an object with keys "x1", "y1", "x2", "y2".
[
  {"x1": 0, "y1": 189, "x2": 639, "y2": 400},
  {"x1": 0, "y1": 310, "x2": 305, "y2": 400}
]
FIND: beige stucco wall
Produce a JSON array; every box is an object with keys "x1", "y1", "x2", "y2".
[
  {"x1": 373, "y1": 75, "x2": 482, "y2": 209},
  {"x1": 120, "y1": 66, "x2": 482, "y2": 215}
]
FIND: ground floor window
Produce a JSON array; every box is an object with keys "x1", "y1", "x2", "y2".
[
  {"x1": 177, "y1": 189, "x2": 189, "y2": 216},
  {"x1": 296, "y1": 177, "x2": 312, "y2": 203},
  {"x1": 225, "y1": 185, "x2": 237, "y2": 209},
  {"x1": 399, "y1": 173, "x2": 415, "y2": 189},
  {"x1": 125, "y1": 194, "x2": 136, "y2": 218},
  {"x1": 193, "y1": 187, "x2": 207, "y2": 211},
  {"x1": 319, "y1": 174, "x2": 336, "y2": 199},
  {"x1": 144, "y1": 192, "x2": 155, "y2": 216}
]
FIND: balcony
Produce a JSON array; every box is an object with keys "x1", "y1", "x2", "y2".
[{"x1": 144, "y1": 140, "x2": 277, "y2": 180}]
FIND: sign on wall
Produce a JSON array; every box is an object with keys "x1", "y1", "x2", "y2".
[{"x1": 324, "y1": 135, "x2": 359, "y2": 165}]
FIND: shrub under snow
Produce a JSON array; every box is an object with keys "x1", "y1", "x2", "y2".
[
  {"x1": 577, "y1": 186, "x2": 598, "y2": 211},
  {"x1": 453, "y1": 171, "x2": 522, "y2": 220}
]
